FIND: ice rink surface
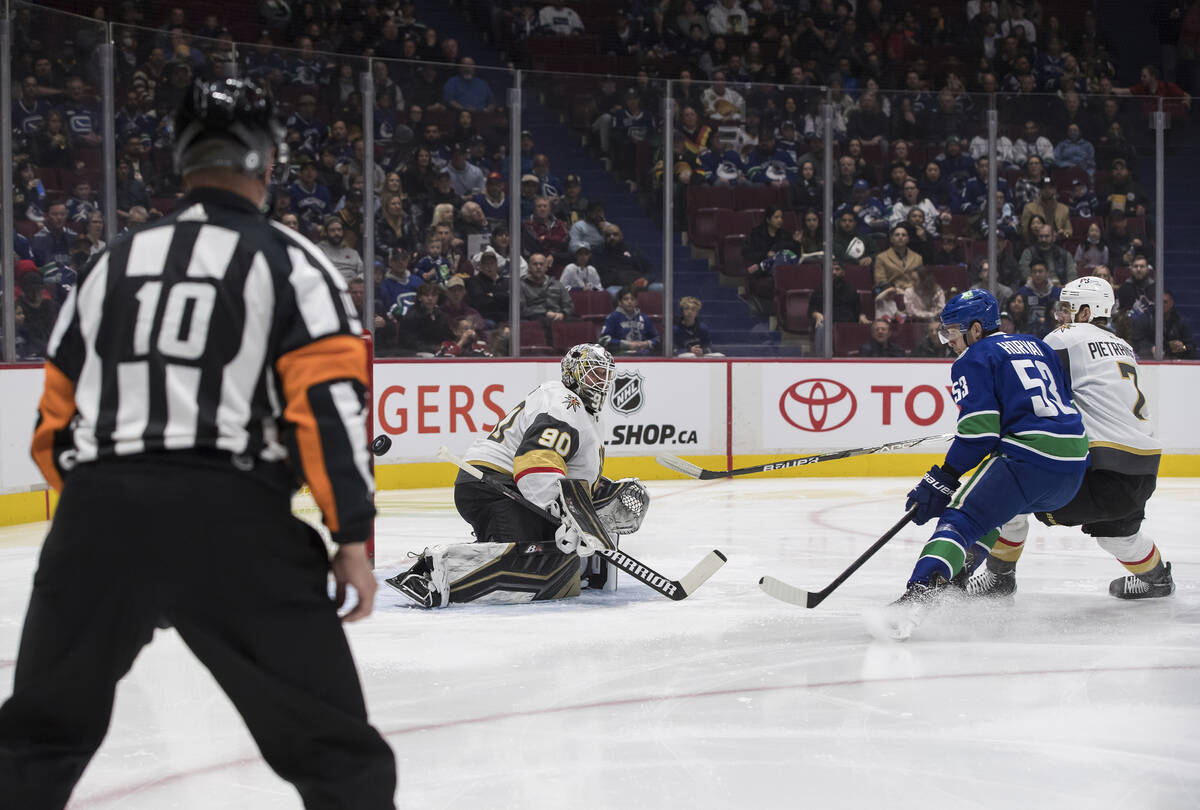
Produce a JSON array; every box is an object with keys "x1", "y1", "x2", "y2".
[{"x1": 1, "y1": 476, "x2": 1198, "y2": 810}]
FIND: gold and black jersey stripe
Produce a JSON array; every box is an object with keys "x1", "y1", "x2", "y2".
[{"x1": 33, "y1": 187, "x2": 374, "y2": 543}]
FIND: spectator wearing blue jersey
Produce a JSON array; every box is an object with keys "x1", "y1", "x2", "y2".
[
  {"x1": 13, "y1": 76, "x2": 52, "y2": 145},
  {"x1": 1015, "y1": 259, "x2": 1062, "y2": 336},
  {"x1": 31, "y1": 202, "x2": 72, "y2": 269},
  {"x1": 675, "y1": 296, "x2": 723, "y2": 357},
  {"x1": 850, "y1": 180, "x2": 888, "y2": 234},
  {"x1": 1052, "y1": 124, "x2": 1095, "y2": 176},
  {"x1": 873, "y1": 289, "x2": 1088, "y2": 639},
  {"x1": 288, "y1": 157, "x2": 332, "y2": 230},
  {"x1": 569, "y1": 202, "x2": 606, "y2": 255},
  {"x1": 381, "y1": 249, "x2": 423, "y2": 316},
  {"x1": 472, "y1": 172, "x2": 509, "y2": 225},
  {"x1": 285, "y1": 94, "x2": 328, "y2": 159},
  {"x1": 443, "y1": 58, "x2": 496, "y2": 113},
  {"x1": 959, "y1": 157, "x2": 1011, "y2": 215},
  {"x1": 600, "y1": 288, "x2": 660, "y2": 355},
  {"x1": 58, "y1": 76, "x2": 101, "y2": 149},
  {"x1": 65, "y1": 180, "x2": 98, "y2": 226}
]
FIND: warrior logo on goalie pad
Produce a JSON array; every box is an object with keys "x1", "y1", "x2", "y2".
[{"x1": 610, "y1": 371, "x2": 645, "y2": 415}]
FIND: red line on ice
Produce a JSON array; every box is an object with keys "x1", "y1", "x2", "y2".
[{"x1": 71, "y1": 663, "x2": 1200, "y2": 807}]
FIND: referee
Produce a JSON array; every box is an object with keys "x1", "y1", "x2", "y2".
[{"x1": 0, "y1": 79, "x2": 396, "y2": 809}]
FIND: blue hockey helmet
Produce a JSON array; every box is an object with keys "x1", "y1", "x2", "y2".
[{"x1": 939, "y1": 289, "x2": 1000, "y2": 343}]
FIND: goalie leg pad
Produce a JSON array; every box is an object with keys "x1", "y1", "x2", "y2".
[
  {"x1": 592, "y1": 477, "x2": 650, "y2": 535},
  {"x1": 423, "y1": 541, "x2": 582, "y2": 606}
]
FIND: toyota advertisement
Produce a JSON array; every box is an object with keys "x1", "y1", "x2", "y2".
[{"x1": 743, "y1": 363, "x2": 962, "y2": 453}]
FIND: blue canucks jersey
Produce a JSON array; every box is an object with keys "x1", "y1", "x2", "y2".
[{"x1": 946, "y1": 333, "x2": 1088, "y2": 474}]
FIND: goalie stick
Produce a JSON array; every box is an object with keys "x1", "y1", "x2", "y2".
[
  {"x1": 437, "y1": 447, "x2": 727, "y2": 601},
  {"x1": 759, "y1": 507, "x2": 917, "y2": 608},
  {"x1": 657, "y1": 433, "x2": 953, "y2": 480}
]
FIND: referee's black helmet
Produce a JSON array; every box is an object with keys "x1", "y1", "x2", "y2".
[{"x1": 171, "y1": 77, "x2": 287, "y2": 177}]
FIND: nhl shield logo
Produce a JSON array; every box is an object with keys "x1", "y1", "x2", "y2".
[{"x1": 610, "y1": 371, "x2": 645, "y2": 415}]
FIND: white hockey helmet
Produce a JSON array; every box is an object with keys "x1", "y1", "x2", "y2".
[
  {"x1": 846, "y1": 236, "x2": 865, "y2": 259},
  {"x1": 1059, "y1": 275, "x2": 1115, "y2": 321},
  {"x1": 561, "y1": 343, "x2": 616, "y2": 415}
]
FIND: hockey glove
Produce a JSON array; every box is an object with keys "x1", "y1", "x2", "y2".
[{"x1": 906, "y1": 465, "x2": 960, "y2": 526}]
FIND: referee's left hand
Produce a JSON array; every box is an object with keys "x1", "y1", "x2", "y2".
[{"x1": 331, "y1": 542, "x2": 377, "y2": 622}]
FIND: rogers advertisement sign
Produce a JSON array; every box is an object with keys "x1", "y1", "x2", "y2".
[
  {"x1": 757, "y1": 364, "x2": 959, "y2": 450},
  {"x1": 371, "y1": 360, "x2": 722, "y2": 461}
]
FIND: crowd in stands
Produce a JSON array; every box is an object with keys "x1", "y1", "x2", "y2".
[{"x1": 5, "y1": 0, "x2": 1198, "y2": 360}]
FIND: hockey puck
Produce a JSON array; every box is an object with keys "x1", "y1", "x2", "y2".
[{"x1": 370, "y1": 435, "x2": 392, "y2": 456}]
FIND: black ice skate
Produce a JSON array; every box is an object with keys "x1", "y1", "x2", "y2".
[
  {"x1": 384, "y1": 552, "x2": 444, "y2": 608},
  {"x1": 965, "y1": 568, "x2": 1017, "y2": 601},
  {"x1": 1109, "y1": 562, "x2": 1175, "y2": 600}
]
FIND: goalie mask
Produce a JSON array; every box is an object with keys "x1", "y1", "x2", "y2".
[
  {"x1": 1058, "y1": 275, "x2": 1114, "y2": 321},
  {"x1": 561, "y1": 343, "x2": 616, "y2": 415}
]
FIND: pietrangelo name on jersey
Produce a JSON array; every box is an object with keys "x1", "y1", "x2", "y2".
[{"x1": 1086, "y1": 340, "x2": 1136, "y2": 360}]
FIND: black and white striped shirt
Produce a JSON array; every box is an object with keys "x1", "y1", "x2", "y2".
[{"x1": 34, "y1": 187, "x2": 375, "y2": 543}]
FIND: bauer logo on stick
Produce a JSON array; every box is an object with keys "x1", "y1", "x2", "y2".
[{"x1": 610, "y1": 371, "x2": 646, "y2": 415}]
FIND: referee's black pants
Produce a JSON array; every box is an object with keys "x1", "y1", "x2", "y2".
[{"x1": 0, "y1": 461, "x2": 396, "y2": 810}]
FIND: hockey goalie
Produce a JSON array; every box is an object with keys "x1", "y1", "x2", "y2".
[{"x1": 386, "y1": 344, "x2": 651, "y2": 607}]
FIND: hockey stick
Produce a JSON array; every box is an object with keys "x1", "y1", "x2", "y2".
[
  {"x1": 758, "y1": 506, "x2": 917, "y2": 608},
  {"x1": 437, "y1": 447, "x2": 727, "y2": 601},
  {"x1": 657, "y1": 433, "x2": 954, "y2": 480}
]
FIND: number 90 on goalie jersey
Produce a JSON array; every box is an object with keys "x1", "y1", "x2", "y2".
[{"x1": 465, "y1": 381, "x2": 606, "y2": 509}]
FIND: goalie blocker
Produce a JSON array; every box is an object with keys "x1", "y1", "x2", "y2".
[{"x1": 387, "y1": 475, "x2": 650, "y2": 608}]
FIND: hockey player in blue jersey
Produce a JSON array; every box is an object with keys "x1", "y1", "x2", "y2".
[{"x1": 869, "y1": 289, "x2": 1089, "y2": 639}]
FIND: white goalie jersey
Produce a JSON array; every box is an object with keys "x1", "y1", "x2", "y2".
[
  {"x1": 1044, "y1": 322, "x2": 1161, "y2": 474},
  {"x1": 465, "y1": 381, "x2": 606, "y2": 508}
]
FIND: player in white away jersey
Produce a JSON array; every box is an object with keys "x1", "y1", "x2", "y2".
[
  {"x1": 386, "y1": 344, "x2": 651, "y2": 607},
  {"x1": 967, "y1": 276, "x2": 1175, "y2": 600}
]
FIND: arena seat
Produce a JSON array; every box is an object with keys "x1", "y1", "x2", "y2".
[
  {"x1": 570, "y1": 290, "x2": 614, "y2": 323},
  {"x1": 690, "y1": 207, "x2": 726, "y2": 249},
  {"x1": 636, "y1": 289, "x2": 663, "y2": 316},
  {"x1": 833, "y1": 322, "x2": 874, "y2": 356},
  {"x1": 719, "y1": 233, "x2": 746, "y2": 278},
  {"x1": 551, "y1": 320, "x2": 598, "y2": 353},
  {"x1": 780, "y1": 289, "x2": 813, "y2": 334},
  {"x1": 519, "y1": 320, "x2": 557, "y2": 356},
  {"x1": 924, "y1": 264, "x2": 969, "y2": 292}
]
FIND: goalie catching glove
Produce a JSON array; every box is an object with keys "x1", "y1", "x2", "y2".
[{"x1": 592, "y1": 476, "x2": 650, "y2": 535}]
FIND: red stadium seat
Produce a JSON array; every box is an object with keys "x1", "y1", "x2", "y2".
[
  {"x1": 858, "y1": 289, "x2": 874, "y2": 320},
  {"x1": 1052, "y1": 167, "x2": 1090, "y2": 195},
  {"x1": 720, "y1": 233, "x2": 747, "y2": 278},
  {"x1": 551, "y1": 320, "x2": 599, "y2": 353},
  {"x1": 732, "y1": 185, "x2": 786, "y2": 211},
  {"x1": 690, "y1": 207, "x2": 725, "y2": 249},
  {"x1": 843, "y1": 264, "x2": 873, "y2": 290},
  {"x1": 774, "y1": 263, "x2": 823, "y2": 293},
  {"x1": 570, "y1": 290, "x2": 614, "y2": 323},
  {"x1": 923, "y1": 264, "x2": 969, "y2": 292},
  {"x1": 687, "y1": 186, "x2": 734, "y2": 226},
  {"x1": 715, "y1": 209, "x2": 758, "y2": 240},
  {"x1": 636, "y1": 290, "x2": 663, "y2": 316},
  {"x1": 519, "y1": 320, "x2": 557, "y2": 356},
  {"x1": 780, "y1": 289, "x2": 813, "y2": 334},
  {"x1": 1070, "y1": 216, "x2": 1100, "y2": 237},
  {"x1": 833, "y1": 322, "x2": 874, "y2": 356}
]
